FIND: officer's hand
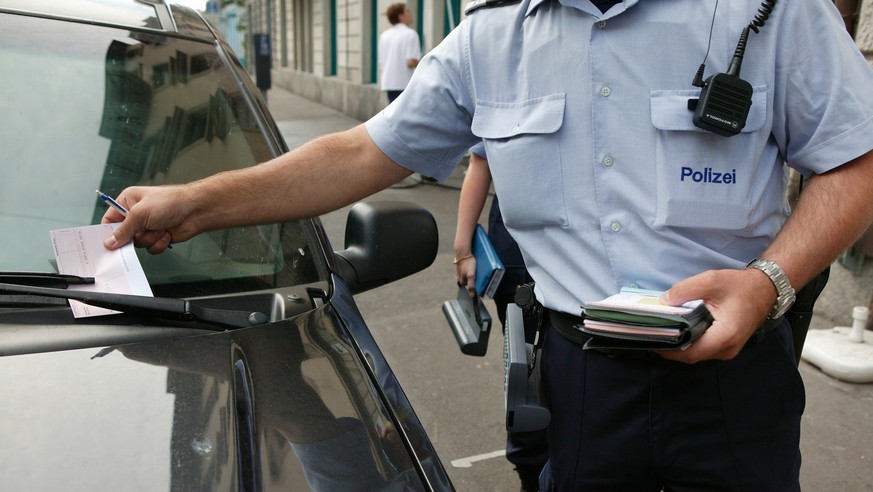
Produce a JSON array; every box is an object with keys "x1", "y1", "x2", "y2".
[
  {"x1": 657, "y1": 268, "x2": 776, "y2": 364},
  {"x1": 455, "y1": 256, "x2": 477, "y2": 297},
  {"x1": 101, "y1": 185, "x2": 197, "y2": 254}
]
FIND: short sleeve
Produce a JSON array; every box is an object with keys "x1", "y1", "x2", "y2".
[
  {"x1": 365, "y1": 23, "x2": 480, "y2": 180},
  {"x1": 470, "y1": 141, "x2": 486, "y2": 158},
  {"x1": 772, "y1": 1, "x2": 873, "y2": 175},
  {"x1": 404, "y1": 30, "x2": 421, "y2": 60}
]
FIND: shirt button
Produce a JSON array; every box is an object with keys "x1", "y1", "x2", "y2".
[
  {"x1": 512, "y1": 125, "x2": 521, "y2": 134},
  {"x1": 602, "y1": 155, "x2": 614, "y2": 166},
  {"x1": 597, "y1": 20, "x2": 607, "y2": 29},
  {"x1": 600, "y1": 86, "x2": 611, "y2": 97},
  {"x1": 610, "y1": 222, "x2": 621, "y2": 233}
]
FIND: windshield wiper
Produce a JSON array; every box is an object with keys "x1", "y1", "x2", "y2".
[
  {"x1": 0, "y1": 282, "x2": 269, "y2": 329},
  {"x1": 0, "y1": 272, "x2": 95, "y2": 288}
]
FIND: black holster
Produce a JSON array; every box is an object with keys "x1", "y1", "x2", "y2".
[{"x1": 787, "y1": 266, "x2": 830, "y2": 365}]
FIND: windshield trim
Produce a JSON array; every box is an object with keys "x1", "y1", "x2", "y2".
[{"x1": 0, "y1": 6, "x2": 213, "y2": 43}]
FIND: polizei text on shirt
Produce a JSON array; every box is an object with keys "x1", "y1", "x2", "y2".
[{"x1": 680, "y1": 167, "x2": 737, "y2": 184}]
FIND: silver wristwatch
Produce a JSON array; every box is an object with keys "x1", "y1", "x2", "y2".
[{"x1": 745, "y1": 258, "x2": 796, "y2": 319}]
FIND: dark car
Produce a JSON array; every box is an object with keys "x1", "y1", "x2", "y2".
[{"x1": 0, "y1": 1, "x2": 452, "y2": 490}]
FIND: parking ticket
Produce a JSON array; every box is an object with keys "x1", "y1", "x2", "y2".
[{"x1": 50, "y1": 223, "x2": 153, "y2": 318}]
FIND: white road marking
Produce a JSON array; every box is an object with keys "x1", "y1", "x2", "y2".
[{"x1": 450, "y1": 449, "x2": 506, "y2": 468}]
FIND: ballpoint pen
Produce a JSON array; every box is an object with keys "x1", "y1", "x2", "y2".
[
  {"x1": 96, "y1": 190, "x2": 128, "y2": 217},
  {"x1": 96, "y1": 190, "x2": 172, "y2": 248}
]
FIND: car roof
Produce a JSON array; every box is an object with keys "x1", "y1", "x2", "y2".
[{"x1": 0, "y1": 0, "x2": 214, "y2": 40}]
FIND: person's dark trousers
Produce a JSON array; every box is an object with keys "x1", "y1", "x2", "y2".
[
  {"x1": 538, "y1": 318, "x2": 804, "y2": 492},
  {"x1": 386, "y1": 90, "x2": 403, "y2": 103},
  {"x1": 494, "y1": 292, "x2": 549, "y2": 491}
]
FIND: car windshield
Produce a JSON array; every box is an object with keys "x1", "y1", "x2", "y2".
[{"x1": 0, "y1": 11, "x2": 328, "y2": 298}]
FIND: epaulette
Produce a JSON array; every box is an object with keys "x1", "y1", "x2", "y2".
[{"x1": 464, "y1": 0, "x2": 521, "y2": 16}]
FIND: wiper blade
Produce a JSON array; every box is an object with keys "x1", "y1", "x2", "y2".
[
  {"x1": 0, "y1": 272, "x2": 95, "y2": 288},
  {"x1": 0, "y1": 282, "x2": 269, "y2": 329}
]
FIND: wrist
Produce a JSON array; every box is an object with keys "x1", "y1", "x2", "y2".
[
  {"x1": 453, "y1": 244, "x2": 472, "y2": 258},
  {"x1": 745, "y1": 258, "x2": 796, "y2": 319},
  {"x1": 185, "y1": 181, "x2": 216, "y2": 232}
]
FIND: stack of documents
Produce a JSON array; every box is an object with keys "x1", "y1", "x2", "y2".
[{"x1": 580, "y1": 287, "x2": 712, "y2": 350}]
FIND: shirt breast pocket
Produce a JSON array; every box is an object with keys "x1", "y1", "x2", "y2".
[
  {"x1": 649, "y1": 87, "x2": 769, "y2": 231},
  {"x1": 472, "y1": 94, "x2": 567, "y2": 229}
]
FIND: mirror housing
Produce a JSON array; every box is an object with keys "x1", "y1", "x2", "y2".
[{"x1": 334, "y1": 201, "x2": 439, "y2": 294}]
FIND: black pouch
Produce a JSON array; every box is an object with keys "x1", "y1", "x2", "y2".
[
  {"x1": 787, "y1": 267, "x2": 830, "y2": 365},
  {"x1": 442, "y1": 285, "x2": 492, "y2": 356}
]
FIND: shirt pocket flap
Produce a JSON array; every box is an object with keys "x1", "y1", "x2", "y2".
[
  {"x1": 472, "y1": 94, "x2": 566, "y2": 139},
  {"x1": 650, "y1": 87, "x2": 767, "y2": 133}
]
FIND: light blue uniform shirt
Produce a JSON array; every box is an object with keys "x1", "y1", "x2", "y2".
[{"x1": 366, "y1": 0, "x2": 873, "y2": 314}]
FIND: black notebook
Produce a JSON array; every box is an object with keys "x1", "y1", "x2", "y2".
[
  {"x1": 580, "y1": 288, "x2": 712, "y2": 350},
  {"x1": 442, "y1": 285, "x2": 492, "y2": 356}
]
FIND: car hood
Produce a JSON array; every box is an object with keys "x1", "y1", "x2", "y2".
[{"x1": 0, "y1": 306, "x2": 435, "y2": 491}]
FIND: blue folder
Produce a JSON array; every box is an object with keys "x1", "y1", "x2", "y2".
[{"x1": 473, "y1": 224, "x2": 505, "y2": 298}]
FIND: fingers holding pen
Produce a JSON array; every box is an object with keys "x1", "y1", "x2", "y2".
[{"x1": 101, "y1": 185, "x2": 195, "y2": 252}]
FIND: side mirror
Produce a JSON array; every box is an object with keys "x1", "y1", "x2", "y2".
[{"x1": 334, "y1": 201, "x2": 439, "y2": 294}]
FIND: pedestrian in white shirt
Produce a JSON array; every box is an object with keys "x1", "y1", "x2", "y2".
[{"x1": 378, "y1": 3, "x2": 420, "y2": 104}]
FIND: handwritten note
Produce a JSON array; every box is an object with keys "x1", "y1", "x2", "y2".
[{"x1": 50, "y1": 224, "x2": 153, "y2": 318}]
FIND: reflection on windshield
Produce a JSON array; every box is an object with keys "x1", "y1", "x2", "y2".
[
  {"x1": 0, "y1": 15, "x2": 325, "y2": 294},
  {"x1": 93, "y1": 35, "x2": 249, "y2": 223}
]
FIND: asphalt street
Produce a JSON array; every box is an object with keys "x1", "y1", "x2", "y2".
[{"x1": 267, "y1": 87, "x2": 873, "y2": 491}]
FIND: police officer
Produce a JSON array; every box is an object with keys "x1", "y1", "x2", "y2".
[{"x1": 105, "y1": 1, "x2": 873, "y2": 490}]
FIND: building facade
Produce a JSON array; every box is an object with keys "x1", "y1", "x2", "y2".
[{"x1": 238, "y1": 0, "x2": 460, "y2": 120}]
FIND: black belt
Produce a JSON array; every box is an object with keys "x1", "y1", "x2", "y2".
[
  {"x1": 545, "y1": 309, "x2": 783, "y2": 358},
  {"x1": 545, "y1": 310, "x2": 655, "y2": 360},
  {"x1": 546, "y1": 310, "x2": 591, "y2": 346}
]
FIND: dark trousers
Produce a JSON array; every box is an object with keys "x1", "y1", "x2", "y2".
[
  {"x1": 539, "y1": 319, "x2": 804, "y2": 491},
  {"x1": 386, "y1": 90, "x2": 403, "y2": 103}
]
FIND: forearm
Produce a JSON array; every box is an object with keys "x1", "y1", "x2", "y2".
[
  {"x1": 189, "y1": 124, "x2": 410, "y2": 233},
  {"x1": 761, "y1": 150, "x2": 873, "y2": 291},
  {"x1": 453, "y1": 154, "x2": 492, "y2": 257}
]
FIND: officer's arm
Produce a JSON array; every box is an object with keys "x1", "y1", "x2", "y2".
[
  {"x1": 192, "y1": 124, "x2": 412, "y2": 226},
  {"x1": 454, "y1": 151, "x2": 492, "y2": 294},
  {"x1": 762, "y1": 150, "x2": 873, "y2": 289},
  {"x1": 104, "y1": 124, "x2": 411, "y2": 252}
]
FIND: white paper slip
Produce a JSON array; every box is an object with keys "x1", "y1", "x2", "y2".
[
  {"x1": 50, "y1": 223, "x2": 153, "y2": 318},
  {"x1": 585, "y1": 288, "x2": 703, "y2": 316}
]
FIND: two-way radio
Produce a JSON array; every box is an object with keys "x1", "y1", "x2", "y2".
[{"x1": 689, "y1": 0, "x2": 777, "y2": 137}]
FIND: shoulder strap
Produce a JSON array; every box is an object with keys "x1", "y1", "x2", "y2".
[{"x1": 464, "y1": 0, "x2": 522, "y2": 16}]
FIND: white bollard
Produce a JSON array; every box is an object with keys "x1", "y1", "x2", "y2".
[{"x1": 849, "y1": 306, "x2": 869, "y2": 343}]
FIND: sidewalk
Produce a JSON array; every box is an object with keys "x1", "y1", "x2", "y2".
[{"x1": 265, "y1": 86, "x2": 873, "y2": 491}]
